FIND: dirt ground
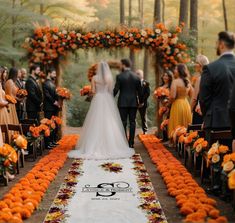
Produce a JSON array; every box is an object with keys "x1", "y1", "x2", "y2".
[{"x1": 0, "y1": 127, "x2": 234, "y2": 223}]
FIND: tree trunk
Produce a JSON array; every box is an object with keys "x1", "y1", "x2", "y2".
[
  {"x1": 128, "y1": 0, "x2": 132, "y2": 26},
  {"x1": 179, "y1": 0, "x2": 189, "y2": 32},
  {"x1": 40, "y1": 3, "x2": 44, "y2": 15},
  {"x1": 153, "y1": 0, "x2": 161, "y2": 25},
  {"x1": 139, "y1": 0, "x2": 144, "y2": 27},
  {"x1": 190, "y1": 0, "x2": 198, "y2": 52},
  {"x1": 143, "y1": 49, "x2": 149, "y2": 80},
  {"x1": 162, "y1": 0, "x2": 165, "y2": 23},
  {"x1": 11, "y1": 0, "x2": 16, "y2": 67},
  {"x1": 128, "y1": 0, "x2": 135, "y2": 70},
  {"x1": 222, "y1": 0, "x2": 228, "y2": 31},
  {"x1": 120, "y1": 0, "x2": 125, "y2": 25}
]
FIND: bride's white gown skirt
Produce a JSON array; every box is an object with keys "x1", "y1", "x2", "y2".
[{"x1": 68, "y1": 92, "x2": 134, "y2": 160}]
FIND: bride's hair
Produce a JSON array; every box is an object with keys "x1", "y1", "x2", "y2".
[{"x1": 96, "y1": 61, "x2": 114, "y2": 92}]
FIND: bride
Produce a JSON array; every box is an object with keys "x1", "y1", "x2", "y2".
[{"x1": 68, "y1": 61, "x2": 135, "y2": 160}]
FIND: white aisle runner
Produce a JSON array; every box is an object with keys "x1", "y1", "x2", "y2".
[{"x1": 44, "y1": 155, "x2": 167, "y2": 223}]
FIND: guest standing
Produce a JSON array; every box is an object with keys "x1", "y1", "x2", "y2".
[
  {"x1": 136, "y1": 69, "x2": 150, "y2": 134},
  {"x1": 168, "y1": 64, "x2": 193, "y2": 138},
  {"x1": 199, "y1": 31, "x2": 235, "y2": 143},
  {"x1": 43, "y1": 68, "x2": 59, "y2": 119},
  {"x1": 191, "y1": 55, "x2": 209, "y2": 125},
  {"x1": 0, "y1": 67, "x2": 10, "y2": 125},
  {"x1": 25, "y1": 65, "x2": 43, "y2": 122},
  {"x1": 0, "y1": 66, "x2": 8, "y2": 90},
  {"x1": 16, "y1": 68, "x2": 27, "y2": 121},
  {"x1": 5, "y1": 68, "x2": 19, "y2": 124}
]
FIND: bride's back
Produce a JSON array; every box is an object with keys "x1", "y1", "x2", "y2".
[{"x1": 94, "y1": 75, "x2": 109, "y2": 93}]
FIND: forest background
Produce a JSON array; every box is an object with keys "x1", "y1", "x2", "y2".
[{"x1": 0, "y1": 0, "x2": 234, "y2": 127}]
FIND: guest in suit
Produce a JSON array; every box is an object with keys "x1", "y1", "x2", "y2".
[
  {"x1": 229, "y1": 81, "x2": 235, "y2": 152},
  {"x1": 199, "y1": 31, "x2": 235, "y2": 143},
  {"x1": 16, "y1": 68, "x2": 27, "y2": 121},
  {"x1": 136, "y1": 69, "x2": 150, "y2": 134},
  {"x1": 43, "y1": 68, "x2": 60, "y2": 148},
  {"x1": 5, "y1": 68, "x2": 19, "y2": 124},
  {"x1": 114, "y1": 59, "x2": 143, "y2": 148},
  {"x1": 25, "y1": 65, "x2": 43, "y2": 122},
  {"x1": 191, "y1": 55, "x2": 209, "y2": 125},
  {"x1": 43, "y1": 68, "x2": 59, "y2": 119}
]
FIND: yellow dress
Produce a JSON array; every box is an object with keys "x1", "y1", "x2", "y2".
[
  {"x1": 168, "y1": 86, "x2": 192, "y2": 137},
  {"x1": 0, "y1": 86, "x2": 10, "y2": 125},
  {"x1": 5, "y1": 80, "x2": 19, "y2": 125}
]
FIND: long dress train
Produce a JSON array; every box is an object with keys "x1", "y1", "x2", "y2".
[{"x1": 68, "y1": 80, "x2": 134, "y2": 160}]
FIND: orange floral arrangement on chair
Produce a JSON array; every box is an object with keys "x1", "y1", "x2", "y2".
[
  {"x1": 51, "y1": 116, "x2": 62, "y2": 125},
  {"x1": 221, "y1": 152, "x2": 235, "y2": 190},
  {"x1": 207, "y1": 142, "x2": 229, "y2": 165},
  {"x1": 160, "y1": 119, "x2": 169, "y2": 130},
  {"x1": 0, "y1": 135, "x2": 79, "y2": 223},
  {"x1": 192, "y1": 138, "x2": 208, "y2": 155},
  {"x1": 171, "y1": 126, "x2": 187, "y2": 143},
  {"x1": 56, "y1": 87, "x2": 71, "y2": 100},
  {"x1": 139, "y1": 134, "x2": 228, "y2": 223},
  {"x1": 5, "y1": 95, "x2": 17, "y2": 104},
  {"x1": 178, "y1": 131, "x2": 198, "y2": 145},
  {"x1": 80, "y1": 85, "x2": 92, "y2": 96},
  {"x1": 12, "y1": 134, "x2": 28, "y2": 150}
]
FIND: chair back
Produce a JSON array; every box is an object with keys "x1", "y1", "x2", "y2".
[
  {"x1": 7, "y1": 124, "x2": 23, "y2": 135},
  {"x1": 0, "y1": 124, "x2": 10, "y2": 144},
  {"x1": 21, "y1": 119, "x2": 38, "y2": 125}
]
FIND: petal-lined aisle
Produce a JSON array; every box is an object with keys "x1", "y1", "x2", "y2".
[{"x1": 44, "y1": 154, "x2": 167, "y2": 223}]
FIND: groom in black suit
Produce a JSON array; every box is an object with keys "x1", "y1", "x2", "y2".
[
  {"x1": 199, "y1": 31, "x2": 235, "y2": 143},
  {"x1": 114, "y1": 59, "x2": 143, "y2": 148}
]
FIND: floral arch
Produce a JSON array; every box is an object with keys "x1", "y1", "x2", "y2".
[{"x1": 24, "y1": 23, "x2": 190, "y2": 81}]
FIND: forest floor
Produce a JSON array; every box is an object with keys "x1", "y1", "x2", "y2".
[{"x1": 0, "y1": 127, "x2": 234, "y2": 223}]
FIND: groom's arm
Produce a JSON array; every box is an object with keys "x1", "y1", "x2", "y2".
[{"x1": 113, "y1": 75, "x2": 120, "y2": 97}]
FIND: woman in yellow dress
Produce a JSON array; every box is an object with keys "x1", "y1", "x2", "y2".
[
  {"x1": 168, "y1": 64, "x2": 193, "y2": 138},
  {"x1": 5, "y1": 68, "x2": 19, "y2": 124},
  {"x1": 0, "y1": 68, "x2": 10, "y2": 125}
]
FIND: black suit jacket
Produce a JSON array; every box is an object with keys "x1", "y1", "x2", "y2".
[
  {"x1": 43, "y1": 79, "x2": 58, "y2": 112},
  {"x1": 141, "y1": 80, "x2": 150, "y2": 107},
  {"x1": 25, "y1": 75, "x2": 43, "y2": 112},
  {"x1": 15, "y1": 78, "x2": 25, "y2": 112},
  {"x1": 199, "y1": 54, "x2": 235, "y2": 129},
  {"x1": 113, "y1": 70, "x2": 143, "y2": 108}
]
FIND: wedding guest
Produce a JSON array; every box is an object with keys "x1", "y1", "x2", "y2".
[
  {"x1": 43, "y1": 68, "x2": 60, "y2": 148},
  {"x1": 168, "y1": 64, "x2": 193, "y2": 139},
  {"x1": 136, "y1": 69, "x2": 150, "y2": 134},
  {"x1": 5, "y1": 68, "x2": 19, "y2": 124},
  {"x1": 160, "y1": 69, "x2": 173, "y2": 140},
  {"x1": 199, "y1": 31, "x2": 235, "y2": 143},
  {"x1": 43, "y1": 68, "x2": 59, "y2": 119},
  {"x1": 0, "y1": 67, "x2": 10, "y2": 125},
  {"x1": 229, "y1": 79, "x2": 235, "y2": 152},
  {"x1": 16, "y1": 68, "x2": 27, "y2": 121},
  {"x1": 0, "y1": 66, "x2": 8, "y2": 90},
  {"x1": 191, "y1": 55, "x2": 209, "y2": 125},
  {"x1": 25, "y1": 64, "x2": 43, "y2": 122},
  {"x1": 161, "y1": 70, "x2": 173, "y2": 89}
]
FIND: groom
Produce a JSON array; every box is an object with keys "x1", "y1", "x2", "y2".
[{"x1": 114, "y1": 59, "x2": 143, "y2": 148}]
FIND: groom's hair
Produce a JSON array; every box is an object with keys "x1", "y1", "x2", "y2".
[
  {"x1": 218, "y1": 31, "x2": 235, "y2": 49},
  {"x1": 121, "y1": 58, "x2": 132, "y2": 68}
]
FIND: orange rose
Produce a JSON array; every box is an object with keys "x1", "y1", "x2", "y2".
[
  {"x1": 223, "y1": 161, "x2": 234, "y2": 172},
  {"x1": 228, "y1": 170, "x2": 235, "y2": 189}
]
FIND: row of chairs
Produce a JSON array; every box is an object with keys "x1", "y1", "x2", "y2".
[
  {"x1": 176, "y1": 124, "x2": 235, "y2": 210},
  {"x1": 0, "y1": 119, "x2": 45, "y2": 186}
]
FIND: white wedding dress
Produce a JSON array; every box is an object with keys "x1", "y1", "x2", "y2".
[{"x1": 68, "y1": 62, "x2": 134, "y2": 160}]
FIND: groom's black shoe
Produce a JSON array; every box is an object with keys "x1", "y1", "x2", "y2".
[{"x1": 129, "y1": 144, "x2": 134, "y2": 148}]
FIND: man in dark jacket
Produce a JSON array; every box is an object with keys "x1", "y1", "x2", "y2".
[
  {"x1": 25, "y1": 65, "x2": 43, "y2": 122},
  {"x1": 199, "y1": 31, "x2": 235, "y2": 143},
  {"x1": 136, "y1": 69, "x2": 150, "y2": 134},
  {"x1": 113, "y1": 59, "x2": 143, "y2": 148},
  {"x1": 43, "y1": 68, "x2": 59, "y2": 119}
]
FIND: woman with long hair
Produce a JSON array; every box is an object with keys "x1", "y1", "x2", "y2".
[
  {"x1": 168, "y1": 64, "x2": 193, "y2": 139},
  {"x1": 0, "y1": 67, "x2": 10, "y2": 125},
  {"x1": 5, "y1": 67, "x2": 19, "y2": 124},
  {"x1": 191, "y1": 55, "x2": 209, "y2": 124},
  {"x1": 161, "y1": 69, "x2": 173, "y2": 89}
]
